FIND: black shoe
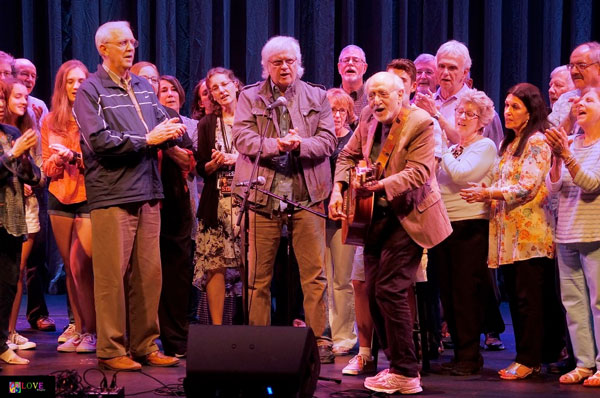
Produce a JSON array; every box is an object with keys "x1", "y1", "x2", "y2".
[
  {"x1": 451, "y1": 356, "x2": 484, "y2": 376},
  {"x1": 440, "y1": 359, "x2": 456, "y2": 372},
  {"x1": 318, "y1": 345, "x2": 334, "y2": 364}
]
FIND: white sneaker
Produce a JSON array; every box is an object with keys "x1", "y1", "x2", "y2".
[
  {"x1": 0, "y1": 348, "x2": 29, "y2": 365},
  {"x1": 342, "y1": 354, "x2": 376, "y2": 375},
  {"x1": 57, "y1": 334, "x2": 82, "y2": 352},
  {"x1": 76, "y1": 333, "x2": 96, "y2": 353},
  {"x1": 5, "y1": 340, "x2": 17, "y2": 351},
  {"x1": 364, "y1": 370, "x2": 422, "y2": 395},
  {"x1": 8, "y1": 332, "x2": 36, "y2": 350},
  {"x1": 58, "y1": 323, "x2": 77, "y2": 343}
]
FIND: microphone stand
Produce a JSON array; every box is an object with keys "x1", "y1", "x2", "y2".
[{"x1": 236, "y1": 108, "x2": 273, "y2": 325}]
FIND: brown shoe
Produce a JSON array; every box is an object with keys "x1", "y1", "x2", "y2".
[
  {"x1": 98, "y1": 355, "x2": 142, "y2": 371},
  {"x1": 143, "y1": 351, "x2": 180, "y2": 367},
  {"x1": 33, "y1": 317, "x2": 56, "y2": 332}
]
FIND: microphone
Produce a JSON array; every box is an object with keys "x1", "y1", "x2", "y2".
[
  {"x1": 235, "y1": 176, "x2": 266, "y2": 187},
  {"x1": 266, "y1": 96, "x2": 287, "y2": 110}
]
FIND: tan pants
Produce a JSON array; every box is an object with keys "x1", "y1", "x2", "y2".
[
  {"x1": 247, "y1": 205, "x2": 329, "y2": 342},
  {"x1": 91, "y1": 201, "x2": 162, "y2": 359}
]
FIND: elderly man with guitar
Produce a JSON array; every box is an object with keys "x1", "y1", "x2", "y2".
[{"x1": 329, "y1": 71, "x2": 451, "y2": 395}]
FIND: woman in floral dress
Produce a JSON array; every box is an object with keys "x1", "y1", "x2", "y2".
[{"x1": 461, "y1": 83, "x2": 559, "y2": 380}]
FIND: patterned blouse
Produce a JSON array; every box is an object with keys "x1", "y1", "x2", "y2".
[{"x1": 488, "y1": 132, "x2": 555, "y2": 267}]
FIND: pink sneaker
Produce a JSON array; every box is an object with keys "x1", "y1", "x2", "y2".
[
  {"x1": 342, "y1": 354, "x2": 376, "y2": 375},
  {"x1": 364, "y1": 370, "x2": 422, "y2": 395}
]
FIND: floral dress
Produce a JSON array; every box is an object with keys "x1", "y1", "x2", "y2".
[
  {"x1": 193, "y1": 118, "x2": 241, "y2": 295},
  {"x1": 488, "y1": 132, "x2": 555, "y2": 267}
]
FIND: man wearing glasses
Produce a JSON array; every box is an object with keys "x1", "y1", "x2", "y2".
[
  {"x1": 549, "y1": 42, "x2": 600, "y2": 131},
  {"x1": 14, "y1": 58, "x2": 48, "y2": 128},
  {"x1": 232, "y1": 35, "x2": 337, "y2": 363},
  {"x1": 338, "y1": 45, "x2": 368, "y2": 128},
  {"x1": 73, "y1": 20, "x2": 185, "y2": 371}
]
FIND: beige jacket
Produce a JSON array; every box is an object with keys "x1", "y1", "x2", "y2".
[{"x1": 334, "y1": 105, "x2": 452, "y2": 249}]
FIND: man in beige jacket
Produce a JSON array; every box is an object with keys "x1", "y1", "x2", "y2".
[{"x1": 329, "y1": 71, "x2": 451, "y2": 394}]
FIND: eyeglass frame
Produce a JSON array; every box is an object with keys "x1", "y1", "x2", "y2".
[
  {"x1": 339, "y1": 56, "x2": 365, "y2": 65},
  {"x1": 104, "y1": 39, "x2": 139, "y2": 49},
  {"x1": 567, "y1": 62, "x2": 599, "y2": 71},
  {"x1": 269, "y1": 58, "x2": 297, "y2": 67},
  {"x1": 455, "y1": 108, "x2": 480, "y2": 120}
]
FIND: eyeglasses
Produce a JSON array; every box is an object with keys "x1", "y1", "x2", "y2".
[
  {"x1": 269, "y1": 58, "x2": 296, "y2": 67},
  {"x1": 210, "y1": 80, "x2": 233, "y2": 93},
  {"x1": 104, "y1": 39, "x2": 139, "y2": 49},
  {"x1": 340, "y1": 56, "x2": 365, "y2": 64},
  {"x1": 332, "y1": 108, "x2": 348, "y2": 116},
  {"x1": 17, "y1": 71, "x2": 36, "y2": 80},
  {"x1": 567, "y1": 62, "x2": 599, "y2": 71},
  {"x1": 455, "y1": 108, "x2": 479, "y2": 119},
  {"x1": 139, "y1": 75, "x2": 158, "y2": 84}
]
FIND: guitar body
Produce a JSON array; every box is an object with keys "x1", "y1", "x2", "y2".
[{"x1": 342, "y1": 166, "x2": 375, "y2": 246}]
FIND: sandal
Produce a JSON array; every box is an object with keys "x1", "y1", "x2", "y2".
[
  {"x1": 559, "y1": 367, "x2": 594, "y2": 384},
  {"x1": 583, "y1": 370, "x2": 600, "y2": 387},
  {"x1": 0, "y1": 348, "x2": 29, "y2": 365},
  {"x1": 499, "y1": 362, "x2": 540, "y2": 380}
]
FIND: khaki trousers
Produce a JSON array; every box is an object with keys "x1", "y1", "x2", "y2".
[
  {"x1": 247, "y1": 205, "x2": 329, "y2": 342},
  {"x1": 91, "y1": 201, "x2": 162, "y2": 359}
]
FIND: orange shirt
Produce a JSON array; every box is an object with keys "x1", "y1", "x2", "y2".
[{"x1": 41, "y1": 115, "x2": 87, "y2": 204}]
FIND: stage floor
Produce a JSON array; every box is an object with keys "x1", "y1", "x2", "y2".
[{"x1": 1, "y1": 295, "x2": 596, "y2": 397}]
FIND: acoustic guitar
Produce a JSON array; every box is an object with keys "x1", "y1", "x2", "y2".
[{"x1": 341, "y1": 160, "x2": 378, "y2": 246}]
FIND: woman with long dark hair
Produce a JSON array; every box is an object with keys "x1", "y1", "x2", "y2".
[
  {"x1": 41, "y1": 60, "x2": 96, "y2": 353},
  {"x1": 462, "y1": 83, "x2": 558, "y2": 379}
]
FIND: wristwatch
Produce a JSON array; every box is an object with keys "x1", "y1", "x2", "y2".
[{"x1": 433, "y1": 111, "x2": 442, "y2": 120}]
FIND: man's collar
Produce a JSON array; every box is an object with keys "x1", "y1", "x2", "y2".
[
  {"x1": 102, "y1": 63, "x2": 131, "y2": 89},
  {"x1": 434, "y1": 83, "x2": 470, "y2": 102},
  {"x1": 269, "y1": 78, "x2": 296, "y2": 98}
]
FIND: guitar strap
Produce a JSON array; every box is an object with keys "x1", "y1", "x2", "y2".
[{"x1": 373, "y1": 107, "x2": 410, "y2": 179}]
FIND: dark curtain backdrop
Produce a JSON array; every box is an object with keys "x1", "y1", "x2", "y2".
[{"x1": 2, "y1": 0, "x2": 599, "y2": 116}]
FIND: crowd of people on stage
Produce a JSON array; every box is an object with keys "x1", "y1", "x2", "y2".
[{"x1": 0, "y1": 19, "x2": 599, "y2": 395}]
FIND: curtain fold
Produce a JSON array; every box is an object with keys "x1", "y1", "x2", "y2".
[{"x1": 1, "y1": 0, "x2": 597, "y2": 116}]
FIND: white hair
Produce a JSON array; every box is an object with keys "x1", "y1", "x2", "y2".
[
  {"x1": 414, "y1": 53, "x2": 435, "y2": 65},
  {"x1": 261, "y1": 36, "x2": 304, "y2": 80},
  {"x1": 550, "y1": 65, "x2": 569, "y2": 78},
  {"x1": 436, "y1": 40, "x2": 472, "y2": 70},
  {"x1": 14, "y1": 58, "x2": 35, "y2": 72},
  {"x1": 95, "y1": 21, "x2": 132, "y2": 53},
  {"x1": 365, "y1": 71, "x2": 404, "y2": 94},
  {"x1": 339, "y1": 45, "x2": 366, "y2": 62}
]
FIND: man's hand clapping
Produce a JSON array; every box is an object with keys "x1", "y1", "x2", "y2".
[
  {"x1": 146, "y1": 117, "x2": 186, "y2": 146},
  {"x1": 277, "y1": 129, "x2": 302, "y2": 152}
]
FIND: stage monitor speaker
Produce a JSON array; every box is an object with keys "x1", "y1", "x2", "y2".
[{"x1": 184, "y1": 325, "x2": 320, "y2": 398}]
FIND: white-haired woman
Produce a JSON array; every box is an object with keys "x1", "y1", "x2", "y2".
[
  {"x1": 429, "y1": 89, "x2": 498, "y2": 375},
  {"x1": 546, "y1": 87, "x2": 600, "y2": 387}
]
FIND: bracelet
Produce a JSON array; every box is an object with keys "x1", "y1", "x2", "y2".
[{"x1": 564, "y1": 155, "x2": 577, "y2": 168}]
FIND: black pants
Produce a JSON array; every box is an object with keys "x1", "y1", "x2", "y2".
[
  {"x1": 26, "y1": 187, "x2": 50, "y2": 325},
  {"x1": 364, "y1": 211, "x2": 422, "y2": 378},
  {"x1": 0, "y1": 228, "x2": 23, "y2": 354},
  {"x1": 502, "y1": 256, "x2": 563, "y2": 367},
  {"x1": 158, "y1": 234, "x2": 193, "y2": 355},
  {"x1": 429, "y1": 219, "x2": 493, "y2": 364}
]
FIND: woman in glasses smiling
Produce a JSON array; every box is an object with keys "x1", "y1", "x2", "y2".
[{"x1": 429, "y1": 89, "x2": 498, "y2": 375}]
